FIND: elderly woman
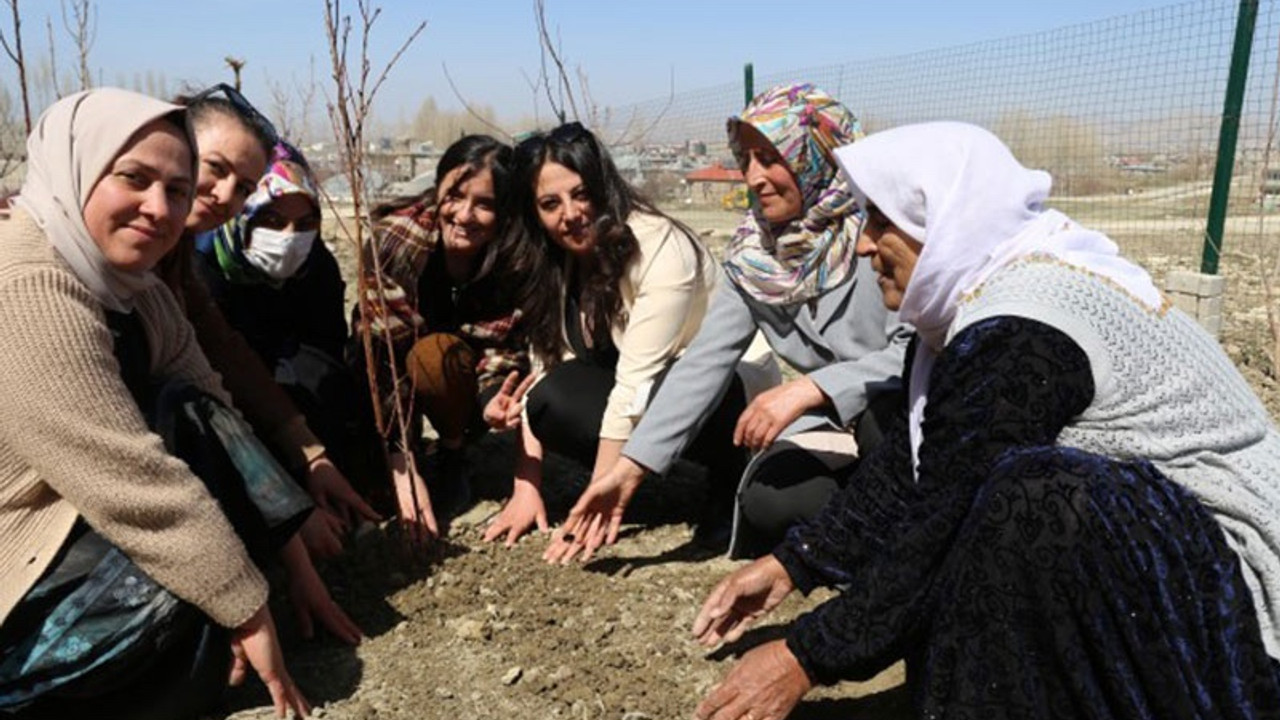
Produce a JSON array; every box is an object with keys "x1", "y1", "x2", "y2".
[
  {"x1": 548, "y1": 84, "x2": 908, "y2": 562},
  {"x1": 692, "y1": 122, "x2": 1280, "y2": 719},
  {"x1": 0, "y1": 89, "x2": 309, "y2": 718}
]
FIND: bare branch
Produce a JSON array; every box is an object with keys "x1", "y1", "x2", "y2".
[
  {"x1": 60, "y1": 0, "x2": 93, "y2": 91},
  {"x1": 44, "y1": 15, "x2": 60, "y2": 99},
  {"x1": 323, "y1": 0, "x2": 429, "y2": 541},
  {"x1": 224, "y1": 55, "x2": 245, "y2": 91},
  {"x1": 0, "y1": 0, "x2": 32, "y2": 133},
  {"x1": 442, "y1": 62, "x2": 512, "y2": 141},
  {"x1": 610, "y1": 64, "x2": 675, "y2": 147},
  {"x1": 519, "y1": 67, "x2": 542, "y2": 127},
  {"x1": 533, "y1": 0, "x2": 578, "y2": 123}
]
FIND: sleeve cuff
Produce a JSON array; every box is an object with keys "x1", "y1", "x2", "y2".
[{"x1": 771, "y1": 546, "x2": 819, "y2": 595}]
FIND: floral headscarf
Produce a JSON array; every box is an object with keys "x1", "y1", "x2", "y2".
[
  {"x1": 722, "y1": 83, "x2": 862, "y2": 305},
  {"x1": 198, "y1": 140, "x2": 319, "y2": 285}
]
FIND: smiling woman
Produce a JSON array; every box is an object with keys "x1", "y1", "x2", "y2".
[
  {"x1": 82, "y1": 119, "x2": 193, "y2": 273},
  {"x1": 349, "y1": 134, "x2": 534, "y2": 542},
  {"x1": 478, "y1": 120, "x2": 738, "y2": 554},
  {"x1": 551, "y1": 84, "x2": 910, "y2": 565},
  {"x1": 0, "y1": 88, "x2": 308, "y2": 718}
]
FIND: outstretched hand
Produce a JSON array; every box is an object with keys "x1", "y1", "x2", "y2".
[
  {"x1": 390, "y1": 450, "x2": 438, "y2": 545},
  {"x1": 483, "y1": 478, "x2": 548, "y2": 546},
  {"x1": 693, "y1": 639, "x2": 812, "y2": 720},
  {"x1": 305, "y1": 455, "x2": 381, "y2": 529},
  {"x1": 230, "y1": 605, "x2": 311, "y2": 719},
  {"x1": 483, "y1": 371, "x2": 537, "y2": 431},
  {"x1": 542, "y1": 458, "x2": 646, "y2": 564},
  {"x1": 733, "y1": 377, "x2": 827, "y2": 452},
  {"x1": 692, "y1": 554, "x2": 795, "y2": 647}
]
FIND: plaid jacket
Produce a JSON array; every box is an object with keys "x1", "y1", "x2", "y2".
[{"x1": 350, "y1": 198, "x2": 528, "y2": 425}]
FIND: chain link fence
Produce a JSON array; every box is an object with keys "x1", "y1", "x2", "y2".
[{"x1": 589, "y1": 0, "x2": 1280, "y2": 350}]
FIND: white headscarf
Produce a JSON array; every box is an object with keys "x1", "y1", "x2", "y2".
[
  {"x1": 14, "y1": 88, "x2": 192, "y2": 312},
  {"x1": 833, "y1": 122, "x2": 1162, "y2": 473}
]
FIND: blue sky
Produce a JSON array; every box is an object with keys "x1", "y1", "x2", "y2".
[{"x1": 2, "y1": 0, "x2": 1196, "y2": 125}]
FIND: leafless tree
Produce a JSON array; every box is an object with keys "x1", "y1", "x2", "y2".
[
  {"x1": 225, "y1": 55, "x2": 245, "y2": 91},
  {"x1": 267, "y1": 56, "x2": 320, "y2": 144},
  {"x1": 60, "y1": 0, "x2": 93, "y2": 91},
  {"x1": 0, "y1": 84, "x2": 24, "y2": 186},
  {"x1": 43, "y1": 15, "x2": 60, "y2": 99},
  {"x1": 527, "y1": 0, "x2": 673, "y2": 146},
  {"x1": 322, "y1": 0, "x2": 426, "y2": 539},
  {"x1": 0, "y1": 0, "x2": 32, "y2": 133},
  {"x1": 532, "y1": 0, "x2": 578, "y2": 125}
]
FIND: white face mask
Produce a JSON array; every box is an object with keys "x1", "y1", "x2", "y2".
[{"x1": 245, "y1": 227, "x2": 317, "y2": 280}]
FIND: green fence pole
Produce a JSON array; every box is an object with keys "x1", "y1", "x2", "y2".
[
  {"x1": 744, "y1": 63, "x2": 754, "y2": 108},
  {"x1": 1202, "y1": 0, "x2": 1259, "y2": 275}
]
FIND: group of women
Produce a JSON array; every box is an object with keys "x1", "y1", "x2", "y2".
[{"x1": 0, "y1": 76, "x2": 1278, "y2": 720}]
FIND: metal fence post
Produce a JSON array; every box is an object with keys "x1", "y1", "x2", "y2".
[
  {"x1": 1203, "y1": 0, "x2": 1260, "y2": 275},
  {"x1": 744, "y1": 63, "x2": 754, "y2": 108}
]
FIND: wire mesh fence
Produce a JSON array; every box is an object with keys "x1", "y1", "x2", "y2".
[{"x1": 589, "y1": 0, "x2": 1280, "y2": 348}]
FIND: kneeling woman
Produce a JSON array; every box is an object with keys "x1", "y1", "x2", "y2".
[
  {"x1": 693, "y1": 123, "x2": 1280, "y2": 719},
  {"x1": 483, "y1": 123, "x2": 740, "y2": 548},
  {"x1": 193, "y1": 141, "x2": 363, "y2": 489},
  {"x1": 0, "y1": 90, "x2": 308, "y2": 718}
]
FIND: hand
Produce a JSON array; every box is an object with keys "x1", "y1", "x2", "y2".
[
  {"x1": 693, "y1": 555, "x2": 795, "y2": 647},
  {"x1": 483, "y1": 371, "x2": 536, "y2": 431},
  {"x1": 483, "y1": 478, "x2": 548, "y2": 547},
  {"x1": 693, "y1": 639, "x2": 812, "y2": 720},
  {"x1": 305, "y1": 455, "x2": 381, "y2": 529},
  {"x1": 297, "y1": 507, "x2": 346, "y2": 561},
  {"x1": 283, "y1": 539, "x2": 363, "y2": 646},
  {"x1": 733, "y1": 377, "x2": 826, "y2": 452},
  {"x1": 229, "y1": 605, "x2": 311, "y2": 719},
  {"x1": 390, "y1": 450, "x2": 439, "y2": 544},
  {"x1": 542, "y1": 458, "x2": 646, "y2": 564}
]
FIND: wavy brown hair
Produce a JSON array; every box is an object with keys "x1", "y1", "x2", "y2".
[{"x1": 511, "y1": 123, "x2": 700, "y2": 366}]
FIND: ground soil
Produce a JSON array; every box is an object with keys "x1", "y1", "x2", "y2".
[{"x1": 208, "y1": 204, "x2": 1278, "y2": 720}]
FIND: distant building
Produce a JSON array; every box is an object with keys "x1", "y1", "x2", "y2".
[{"x1": 685, "y1": 162, "x2": 745, "y2": 205}]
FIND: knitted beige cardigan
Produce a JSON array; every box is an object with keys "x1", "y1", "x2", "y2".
[{"x1": 0, "y1": 210, "x2": 267, "y2": 629}]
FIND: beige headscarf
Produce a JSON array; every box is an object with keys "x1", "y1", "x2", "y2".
[{"x1": 14, "y1": 88, "x2": 193, "y2": 312}]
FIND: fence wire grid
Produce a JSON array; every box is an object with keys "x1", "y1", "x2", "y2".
[{"x1": 586, "y1": 0, "x2": 1280, "y2": 350}]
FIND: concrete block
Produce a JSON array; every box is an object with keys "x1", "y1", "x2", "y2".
[
  {"x1": 1165, "y1": 269, "x2": 1226, "y2": 298},
  {"x1": 1171, "y1": 293, "x2": 1198, "y2": 315},
  {"x1": 1198, "y1": 294, "x2": 1224, "y2": 319},
  {"x1": 1197, "y1": 273, "x2": 1226, "y2": 297},
  {"x1": 1165, "y1": 270, "x2": 1200, "y2": 295}
]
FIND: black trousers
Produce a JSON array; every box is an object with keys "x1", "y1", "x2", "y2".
[
  {"x1": 734, "y1": 387, "x2": 903, "y2": 558},
  {"x1": 525, "y1": 357, "x2": 749, "y2": 511}
]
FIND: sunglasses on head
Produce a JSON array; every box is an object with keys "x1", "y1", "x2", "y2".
[
  {"x1": 189, "y1": 83, "x2": 280, "y2": 145},
  {"x1": 515, "y1": 121, "x2": 592, "y2": 155}
]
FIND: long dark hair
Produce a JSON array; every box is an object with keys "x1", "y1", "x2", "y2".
[
  {"x1": 373, "y1": 134, "x2": 537, "y2": 312},
  {"x1": 512, "y1": 122, "x2": 699, "y2": 366}
]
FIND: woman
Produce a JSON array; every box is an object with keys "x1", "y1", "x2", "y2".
[
  {"x1": 692, "y1": 122, "x2": 1280, "y2": 719},
  {"x1": 483, "y1": 121, "x2": 739, "y2": 549},
  {"x1": 194, "y1": 140, "x2": 360, "y2": 495},
  {"x1": 165, "y1": 87, "x2": 365, "y2": 644},
  {"x1": 354, "y1": 134, "x2": 531, "y2": 539},
  {"x1": 548, "y1": 84, "x2": 909, "y2": 562},
  {"x1": 0, "y1": 89, "x2": 308, "y2": 719}
]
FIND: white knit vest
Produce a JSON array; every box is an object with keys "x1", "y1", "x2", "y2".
[{"x1": 951, "y1": 257, "x2": 1280, "y2": 659}]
